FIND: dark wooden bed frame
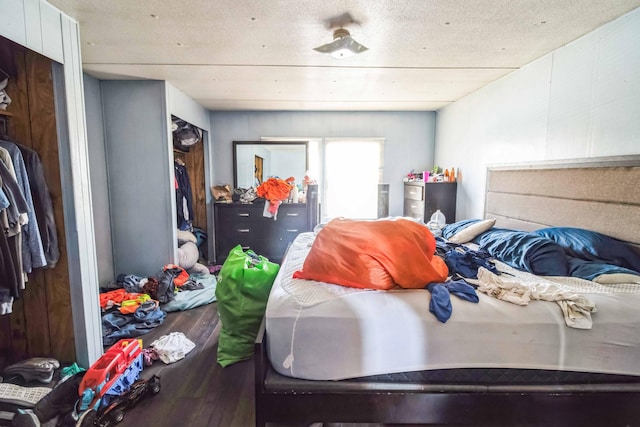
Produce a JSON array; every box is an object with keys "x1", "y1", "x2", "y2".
[{"x1": 254, "y1": 156, "x2": 640, "y2": 426}]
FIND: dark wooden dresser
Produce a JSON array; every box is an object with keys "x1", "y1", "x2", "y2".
[
  {"x1": 403, "y1": 181, "x2": 457, "y2": 223},
  {"x1": 214, "y1": 185, "x2": 318, "y2": 264}
]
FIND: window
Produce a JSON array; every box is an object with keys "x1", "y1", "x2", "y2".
[
  {"x1": 322, "y1": 138, "x2": 384, "y2": 220},
  {"x1": 261, "y1": 136, "x2": 384, "y2": 221}
]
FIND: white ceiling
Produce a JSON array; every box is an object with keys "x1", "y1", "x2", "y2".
[{"x1": 48, "y1": 0, "x2": 640, "y2": 111}]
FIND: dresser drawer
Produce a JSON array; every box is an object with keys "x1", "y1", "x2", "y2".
[
  {"x1": 404, "y1": 184, "x2": 424, "y2": 201},
  {"x1": 214, "y1": 200, "x2": 316, "y2": 264},
  {"x1": 215, "y1": 204, "x2": 263, "y2": 226},
  {"x1": 403, "y1": 198, "x2": 424, "y2": 220}
]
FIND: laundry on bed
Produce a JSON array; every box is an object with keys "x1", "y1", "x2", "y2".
[
  {"x1": 425, "y1": 279, "x2": 479, "y2": 323},
  {"x1": 476, "y1": 266, "x2": 596, "y2": 329},
  {"x1": 293, "y1": 217, "x2": 448, "y2": 290}
]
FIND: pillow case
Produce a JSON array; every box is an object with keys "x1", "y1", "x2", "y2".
[
  {"x1": 294, "y1": 218, "x2": 448, "y2": 290},
  {"x1": 476, "y1": 228, "x2": 569, "y2": 276},
  {"x1": 533, "y1": 227, "x2": 640, "y2": 273},
  {"x1": 567, "y1": 257, "x2": 640, "y2": 283},
  {"x1": 442, "y1": 218, "x2": 496, "y2": 244}
]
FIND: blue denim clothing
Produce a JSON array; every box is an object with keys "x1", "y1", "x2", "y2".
[
  {"x1": 102, "y1": 305, "x2": 166, "y2": 346},
  {"x1": 18, "y1": 143, "x2": 60, "y2": 268},
  {"x1": 1, "y1": 139, "x2": 47, "y2": 271},
  {"x1": 0, "y1": 187, "x2": 8, "y2": 209}
]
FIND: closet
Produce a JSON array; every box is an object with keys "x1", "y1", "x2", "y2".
[
  {"x1": 172, "y1": 116, "x2": 208, "y2": 255},
  {"x1": 0, "y1": 37, "x2": 74, "y2": 367},
  {"x1": 99, "y1": 81, "x2": 212, "y2": 278}
]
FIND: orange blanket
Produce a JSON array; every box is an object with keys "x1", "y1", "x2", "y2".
[{"x1": 293, "y1": 218, "x2": 448, "y2": 290}]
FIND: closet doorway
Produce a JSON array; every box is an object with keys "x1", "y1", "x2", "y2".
[
  {"x1": 172, "y1": 115, "x2": 208, "y2": 260},
  {"x1": 0, "y1": 36, "x2": 76, "y2": 366}
]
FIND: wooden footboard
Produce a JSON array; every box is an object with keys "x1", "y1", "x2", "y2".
[{"x1": 254, "y1": 318, "x2": 640, "y2": 426}]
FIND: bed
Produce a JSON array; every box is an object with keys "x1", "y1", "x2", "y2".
[{"x1": 254, "y1": 156, "x2": 640, "y2": 427}]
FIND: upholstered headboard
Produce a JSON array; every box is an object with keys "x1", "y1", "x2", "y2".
[{"x1": 484, "y1": 156, "x2": 640, "y2": 248}]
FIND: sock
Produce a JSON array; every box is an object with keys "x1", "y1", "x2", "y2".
[{"x1": 426, "y1": 283, "x2": 452, "y2": 323}]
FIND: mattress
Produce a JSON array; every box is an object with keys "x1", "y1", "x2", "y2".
[{"x1": 265, "y1": 232, "x2": 640, "y2": 381}]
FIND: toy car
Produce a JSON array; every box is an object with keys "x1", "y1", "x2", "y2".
[{"x1": 92, "y1": 375, "x2": 161, "y2": 427}]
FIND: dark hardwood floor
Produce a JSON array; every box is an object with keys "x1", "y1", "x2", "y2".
[
  {"x1": 116, "y1": 303, "x2": 429, "y2": 427},
  {"x1": 116, "y1": 302, "x2": 255, "y2": 427}
]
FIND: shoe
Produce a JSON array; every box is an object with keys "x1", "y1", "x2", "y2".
[{"x1": 2, "y1": 358, "x2": 60, "y2": 384}]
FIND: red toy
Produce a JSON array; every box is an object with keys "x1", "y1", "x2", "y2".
[{"x1": 78, "y1": 339, "x2": 144, "y2": 411}]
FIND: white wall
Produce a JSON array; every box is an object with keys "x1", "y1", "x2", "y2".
[
  {"x1": 210, "y1": 111, "x2": 436, "y2": 216},
  {"x1": 435, "y1": 7, "x2": 640, "y2": 221}
]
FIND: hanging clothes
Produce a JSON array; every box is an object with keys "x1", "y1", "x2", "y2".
[
  {"x1": 0, "y1": 151, "x2": 28, "y2": 300},
  {"x1": 1, "y1": 139, "x2": 47, "y2": 272},
  {"x1": 0, "y1": 186, "x2": 17, "y2": 314},
  {"x1": 17, "y1": 143, "x2": 60, "y2": 268},
  {"x1": 174, "y1": 160, "x2": 194, "y2": 231}
]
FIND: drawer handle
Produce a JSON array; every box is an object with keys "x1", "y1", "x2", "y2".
[
  {"x1": 286, "y1": 213, "x2": 299, "y2": 216},
  {"x1": 237, "y1": 228, "x2": 250, "y2": 233},
  {"x1": 237, "y1": 213, "x2": 250, "y2": 217},
  {"x1": 410, "y1": 204, "x2": 417, "y2": 208},
  {"x1": 286, "y1": 229, "x2": 299, "y2": 232}
]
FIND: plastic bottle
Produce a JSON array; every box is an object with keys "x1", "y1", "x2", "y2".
[{"x1": 427, "y1": 209, "x2": 446, "y2": 236}]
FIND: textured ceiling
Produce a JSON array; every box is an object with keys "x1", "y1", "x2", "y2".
[{"x1": 48, "y1": 0, "x2": 640, "y2": 111}]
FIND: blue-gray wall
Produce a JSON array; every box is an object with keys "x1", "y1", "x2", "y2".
[
  {"x1": 84, "y1": 74, "x2": 114, "y2": 285},
  {"x1": 209, "y1": 111, "x2": 436, "y2": 217}
]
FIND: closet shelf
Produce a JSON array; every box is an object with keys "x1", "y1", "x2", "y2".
[{"x1": 0, "y1": 110, "x2": 14, "y2": 117}]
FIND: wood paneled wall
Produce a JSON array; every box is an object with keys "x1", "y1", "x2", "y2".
[
  {"x1": 173, "y1": 137, "x2": 207, "y2": 258},
  {"x1": 0, "y1": 37, "x2": 74, "y2": 368}
]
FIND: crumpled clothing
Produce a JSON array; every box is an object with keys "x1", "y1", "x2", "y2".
[
  {"x1": 476, "y1": 267, "x2": 597, "y2": 329},
  {"x1": 262, "y1": 200, "x2": 282, "y2": 220},
  {"x1": 256, "y1": 177, "x2": 293, "y2": 219},
  {"x1": 99, "y1": 289, "x2": 147, "y2": 310},
  {"x1": 101, "y1": 306, "x2": 167, "y2": 346},
  {"x1": 117, "y1": 273, "x2": 146, "y2": 293},
  {"x1": 151, "y1": 332, "x2": 196, "y2": 364},
  {"x1": 425, "y1": 279, "x2": 479, "y2": 323}
]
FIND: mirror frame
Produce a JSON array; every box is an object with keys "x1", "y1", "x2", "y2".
[{"x1": 232, "y1": 140, "x2": 309, "y2": 189}]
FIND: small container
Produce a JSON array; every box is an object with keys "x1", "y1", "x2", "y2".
[
  {"x1": 423, "y1": 171, "x2": 430, "y2": 182},
  {"x1": 427, "y1": 209, "x2": 446, "y2": 236}
]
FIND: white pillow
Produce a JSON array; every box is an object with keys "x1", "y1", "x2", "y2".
[{"x1": 448, "y1": 218, "x2": 496, "y2": 244}]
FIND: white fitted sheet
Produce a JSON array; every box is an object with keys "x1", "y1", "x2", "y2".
[{"x1": 265, "y1": 232, "x2": 640, "y2": 381}]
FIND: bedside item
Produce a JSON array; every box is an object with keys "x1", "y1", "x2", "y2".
[{"x1": 403, "y1": 181, "x2": 457, "y2": 223}]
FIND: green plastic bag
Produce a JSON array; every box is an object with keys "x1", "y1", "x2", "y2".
[{"x1": 216, "y1": 245, "x2": 280, "y2": 367}]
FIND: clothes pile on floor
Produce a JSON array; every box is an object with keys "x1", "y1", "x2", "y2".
[{"x1": 99, "y1": 264, "x2": 217, "y2": 346}]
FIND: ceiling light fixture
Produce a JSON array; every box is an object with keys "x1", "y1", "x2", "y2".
[{"x1": 313, "y1": 28, "x2": 368, "y2": 59}]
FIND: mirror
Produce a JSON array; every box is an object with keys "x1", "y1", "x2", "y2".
[{"x1": 233, "y1": 141, "x2": 308, "y2": 189}]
